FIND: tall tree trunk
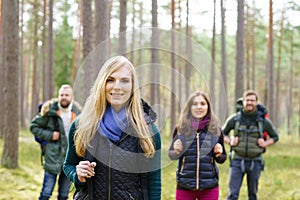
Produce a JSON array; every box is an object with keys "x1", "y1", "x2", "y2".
[
  {"x1": 266, "y1": 0, "x2": 275, "y2": 121},
  {"x1": 185, "y1": 0, "x2": 191, "y2": 101},
  {"x1": 71, "y1": 0, "x2": 82, "y2": 84},
  {"x1": 219, "y1": 0, "x2": 228, "y2": 118},
  {"x1": 0, "y1": 0, "x2": 4, "y2": 137},
  {"x1": 210, "y1": 0, "x2": 216, "y2": 108},
  {"x1": 47, "y1": 0, "x2": 54, "y2": 97},
  {"x1": 137, "y1": 1, "x2": 143, "y2": 66},
  {"x1": 177, "y1": 0, "x2": 182, "y2": 107},
  {"x1": 275, "y1": 10, "x2": 285, "y2": 128},
  {"x1": 19, "y1": 0, "x2": 26, "y2": 128},
  {"x1": 170, "y1": 0, "x2": 176, "y2": 132},
  {"x1": 130, "y1": 0, "x2": 136, "y2": 62},
  {"x1": 82, "y1": 0, "x2": 93, "y2": 96},
  {"x1": 251, "y1": 0, "x2": 256, "y2": 90},
  {"x1": 151, "y1": 0, "x2": 159, "y2": 106},
  {"x1": 42, "y1": 0, "x2": 49, "y2": 101},
  {"x1": 119, "y1": 0, "x2": 127, "y2": 54},
  {"x1": 235, "y1": 0, "x2": 244, "y2": 103},
  {"x1": 244, "y1": 3, "x2": 250, "y2": 90},
  {"x1": 94, "y1": 0, "x2": 109, "y2": 80},
  {"x1": 287, "y1": 31, "x2": 293, "y2": 135},
  {"x1": 30, "y1": 0, "x2": 39, "y2": 119},
  {"x1": 1, "y1": 0, "x2": 19, "y2": 168}
]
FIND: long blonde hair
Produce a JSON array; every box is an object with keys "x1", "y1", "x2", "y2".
[
  {"x1": 176, "y1": 91, "x2": 220, "y2": 136},
  {"x1": 74, "y1": 56, "x2": 155, "y2": 157}
]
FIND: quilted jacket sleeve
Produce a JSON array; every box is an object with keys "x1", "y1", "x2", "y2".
[
  {"x1": 63, "y1": 120, "x2": 85, "y2": 190},
  {"x1": 148, "y1": 124, "x2": 161, "y2": 200}
]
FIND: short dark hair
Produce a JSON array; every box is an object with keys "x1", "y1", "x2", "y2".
[{"x1": 243, "y1": 90, "x2": 258, "y2": 101}]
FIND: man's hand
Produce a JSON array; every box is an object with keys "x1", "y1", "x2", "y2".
[
  {"x1": 52, "y1": 131, "x2": 60, "y2": 141},
  {"x1": 230, "y1": 136, "x2": 239, "y2": 147},
  {"x1": 224, "y1": 136, "x2": 230, "y2": 144}
]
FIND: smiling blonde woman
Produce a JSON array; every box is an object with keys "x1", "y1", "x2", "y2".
[{"x1": 63, "y1": 56, "x2": 161, "y2": 200}]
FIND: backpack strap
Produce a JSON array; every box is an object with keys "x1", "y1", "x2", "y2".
[
  {"x1": 234, "y1": 112, "x2": 242, "y2": 137},
  {"x1": 257, "y1": 116, "x2": 264, "y2": 139},
  {"x1": 229, "y1": 112, "x2": 241, "y2": 161}
]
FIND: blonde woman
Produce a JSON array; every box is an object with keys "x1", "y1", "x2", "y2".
[
  {"x1": 168, "y1": 91, "x2": 226, "y2": 200},
  {"x1": 63, "y1": 56, "x2": 161, "y2": 200}
]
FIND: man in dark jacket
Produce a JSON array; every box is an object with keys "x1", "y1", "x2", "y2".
[
  {"x1": 222, "y1": 90, "x2": 279, "y2": 200},
  {"x1": 30, "y1": 84, "x2": 81, "y2": 200}
]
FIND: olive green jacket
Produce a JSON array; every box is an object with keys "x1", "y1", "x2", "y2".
[{"x1": 30, "y1": 100, "x2": 81, "y2": 174}]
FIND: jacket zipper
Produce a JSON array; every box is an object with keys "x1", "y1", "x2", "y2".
[
  {"x1": 180, "y1": 156, "x2": 186, "y2": 173},
  {"x1": 196, "y1": 132, "x2": 200, "y2": 190},
  {"x1": 211, "y1": 157, "x2": 215, "y2": 174},
  {"x1": 126, "y1": 191, "x2": 135, "y2": 200},
  {"x1": 245, "y1": 127, "x2": 249, "y2": 157}
]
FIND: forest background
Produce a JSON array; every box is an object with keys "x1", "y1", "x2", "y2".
[{"x1": 0, "y1": 0, "x2": 300, "y2": 199}]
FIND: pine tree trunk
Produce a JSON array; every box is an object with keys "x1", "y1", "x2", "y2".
[
  {"x1": 1, "y1": 0, "x2": 19, "y2": 168},
  {"x1": 235, "y1": 0, "x2": 244, "y2": 103}
]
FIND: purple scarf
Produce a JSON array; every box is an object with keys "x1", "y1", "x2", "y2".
[{"x1": 191, "y1": 116, "x2": 210, "y2": 131}]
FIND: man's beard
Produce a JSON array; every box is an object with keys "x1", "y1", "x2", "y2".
[{"x1": 60, "y1": 100, "x2": 71, "y2": 108}]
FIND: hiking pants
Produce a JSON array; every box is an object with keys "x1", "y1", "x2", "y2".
[
  {"x1": 39, "y1": 170, "x2": 71, "y2": 200},
  {"x1": 227, "y1": 159, "x2": 263, "y2": 200}
]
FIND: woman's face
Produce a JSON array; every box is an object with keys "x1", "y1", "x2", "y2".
[
  {"x1": 105, "y1": 66, "x2": 133, "y2": 112},
  {"x1": 190, "y1": 95, "x2": 208, "y2": 120}
]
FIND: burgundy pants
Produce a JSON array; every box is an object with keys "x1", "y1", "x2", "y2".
[{"x1": 176, "y1": 187, "x2": 219, "y2": 200}]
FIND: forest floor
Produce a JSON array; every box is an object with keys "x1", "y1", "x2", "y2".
[{"x1": 0, "y1": 129, "x2": 300, "y2": 200}]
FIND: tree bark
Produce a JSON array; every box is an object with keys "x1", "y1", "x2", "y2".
[
  {"x1": 170, "y1": 0, "x2": 176, "y2": 132},
  {"x1": 235, "y1": 0, "x2": 244, "y2": 103},
  {"x1": 1, "y1": 0, "x2": 19, "y2": 168},
  {"x1": 119, "y1": 0, "x2": 127, "y2": 54},
  {"x1": 266, "y1": 0, "x2": 275, "y2": 122},
  {"x1": 210, "y1": 0, "x2": 216, "y2": 107},
  {"x1": 151, "y1": 0, "x2": 159, "y2": 106},
  {"x1": 219, "y1": 0, "x2": 228, "y2": 118},
  {"x1": 82, "y1": 0, "x2": 93, "y2": 95},
  {"x1": 0, "y1": 0, "x2": 5, "y2": 137},
  {"x1": 47, "y1": 0, "x2": 54, "y2": 98},
  {"x1": 30, "y1": 0, "x2": 39, "y2": 119}
]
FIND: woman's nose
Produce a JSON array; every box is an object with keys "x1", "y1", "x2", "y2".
[{"x1": 113, "y1": 80, "x2": 121, "y2": 89}]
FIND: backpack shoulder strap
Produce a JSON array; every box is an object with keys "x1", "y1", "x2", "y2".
[
  {"x1": 234, "y1": 112, "x2": 242, "y2": 137},
  {"x1": 256, "y1": 114, "x2": 264, "y2": 138}
]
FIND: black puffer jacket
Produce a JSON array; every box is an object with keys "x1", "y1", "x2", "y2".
[
  {"x1": 88, "y1": 131, "x2": 144, "y2": 199},
  {"x1": 64, "y1": 100, "x2": 161, "y2": 200},
  {"x1": 169, "y1": 129, "x2": 227, "y2": 191}
]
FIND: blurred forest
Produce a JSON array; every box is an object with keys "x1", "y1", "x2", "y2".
[{"x1": 0, "y1": 0, "x2": 300, "y2": 168}]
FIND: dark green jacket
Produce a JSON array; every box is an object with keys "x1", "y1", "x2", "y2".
[
  {"x1": 30, "y1": 100, "x2": 81, "y2": 174},
  {"x1": 222, "y1": 108, "x2": 279, "y2": 159}
]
